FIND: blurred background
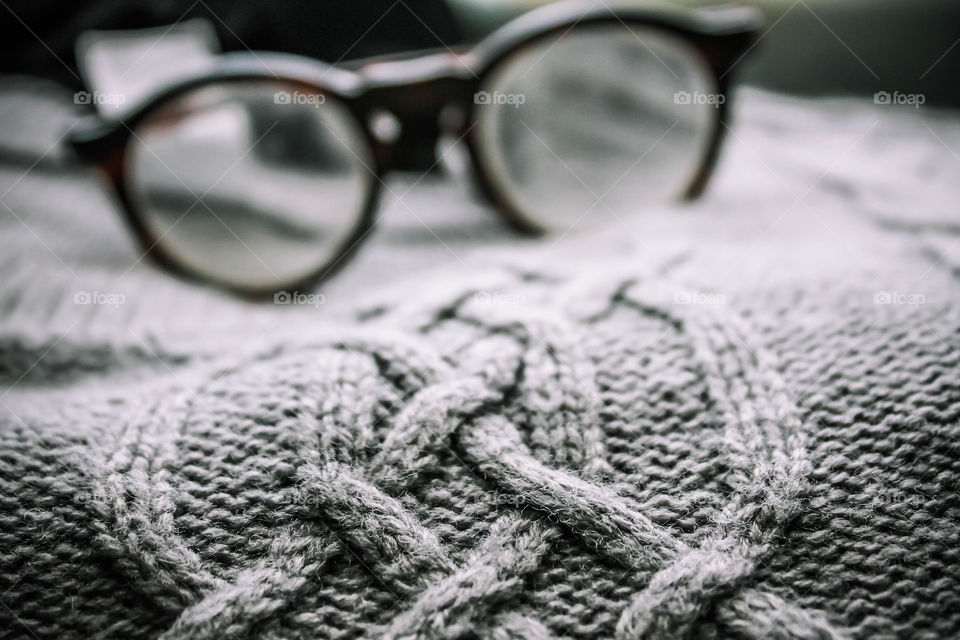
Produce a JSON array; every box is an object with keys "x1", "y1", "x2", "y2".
[
  {"x1": 2, "y1": 0, "x2": 959, "y2": 106},
  {"x1": 0, "y1": 0, "x2": 957, "y2": 308}
]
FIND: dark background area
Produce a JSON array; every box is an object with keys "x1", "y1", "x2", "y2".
[
  {"x1": 0, "y1": 0, "x2": 464, "y2": 88},
  {"x1": 1, "y1": 0, "x2": 959, "y2": 106}
]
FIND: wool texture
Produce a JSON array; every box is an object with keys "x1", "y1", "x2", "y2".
[{"x1": 1, "y1": 81, "x2": 959, "y2": 640}]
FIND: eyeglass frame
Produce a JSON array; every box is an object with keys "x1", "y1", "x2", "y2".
[{"x1": 68, "y1": 0, "x2": 763, "y2": 297}]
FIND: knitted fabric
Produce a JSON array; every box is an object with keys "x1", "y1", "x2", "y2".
[{"x1": 1, "y1": 80, "x2": 959, "y2": 639}]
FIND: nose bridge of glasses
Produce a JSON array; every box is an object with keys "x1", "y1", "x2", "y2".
[{"x1": 355, "y1": 51, "x2": 475, "y2": 172}]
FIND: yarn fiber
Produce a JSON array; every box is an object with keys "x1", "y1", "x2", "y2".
[
  {"x1": 1, "y1": 84, "x2": 960, "y2": 639},
  {"x1": 3, "y1": 270, "x2": 958, "y2": 639}
]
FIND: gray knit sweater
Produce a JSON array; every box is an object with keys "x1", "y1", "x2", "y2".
[{"x1": 0, "y1": 79, "x2": 959, "y2": 640}]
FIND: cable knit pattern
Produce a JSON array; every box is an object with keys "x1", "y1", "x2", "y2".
[
  {"x1": 4, "y1": 277, "x2": 943, "y2": 639},
  {"x1": 2, "y1": 82, "x2": 960, "y2": 639}
]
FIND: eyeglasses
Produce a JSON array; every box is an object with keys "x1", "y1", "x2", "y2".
[{"x1": 69, "y1": 1, "x2": 761, "y2": 296}]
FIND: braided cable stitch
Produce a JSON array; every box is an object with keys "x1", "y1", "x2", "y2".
[
  {"x1": 37, "y1": 275, "x2": 847, "y2": 640},
  {"x1": 5, "y1": 267, "x2": 955, "y2": 639}
]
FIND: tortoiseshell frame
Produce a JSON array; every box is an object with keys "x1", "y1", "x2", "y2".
[{"x1": 69, "y1": 0, "x2": 762, "y2": 297}]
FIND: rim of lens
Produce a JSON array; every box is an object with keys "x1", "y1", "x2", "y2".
[
  {"x1": 472, "y1": 23, "x2": 719, "y2": 234},
  {"x1": 122, "y1": 78, "x2": 375, "y2": 293}
]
